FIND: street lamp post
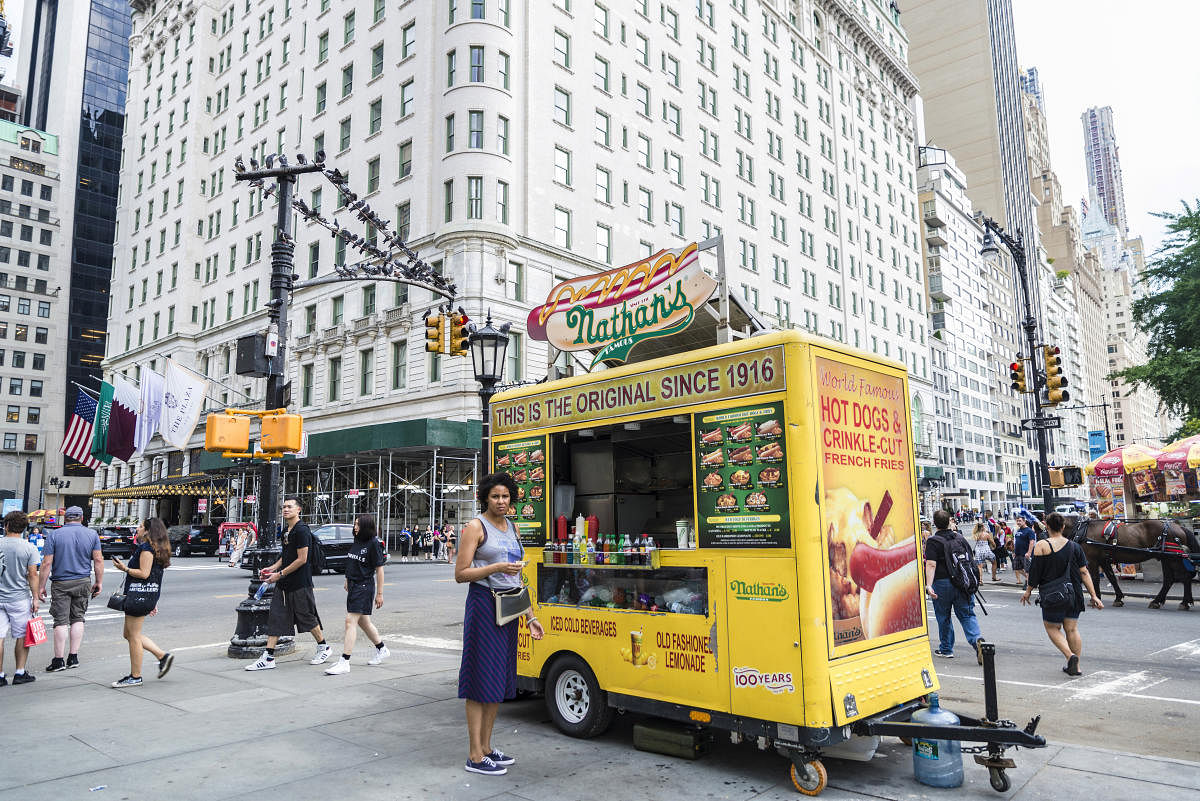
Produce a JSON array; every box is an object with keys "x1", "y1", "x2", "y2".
[
  {"x1": 228, "y1": 156, "x2": 323, "y2": 658},
  {"x1": 468, "y1": 311, "x2": 512, "y2": 471},
  {"x1": 981, "y1": 218, "x2": 1055, "y2": 514}
]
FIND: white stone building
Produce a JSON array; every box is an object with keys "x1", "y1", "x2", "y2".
[
  {"x1": 0, "y1": 119, "x2": 66, "y2": 512},
  {"x1": 97, "y1": 0, "x2": 934, "y2": 528}
]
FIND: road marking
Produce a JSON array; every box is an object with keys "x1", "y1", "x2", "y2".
[
  {"x1": 167, "y1": 565, "x2": 230, "y2": 571},
  {"x1": 386, "y1": 633, "x2": 463, "y2": 651},
  {"x1": 214, "y1": 593, "x2": 248, "y2": 599},
  {"x1": 1147, "y1": 638, "x2": 1200, "y2": 659},
  {"x1": 1068, "y1": 670, "x2": 1169, "y2": 701},
  {"x1": 938, "y1": 671, "x2": 1200, "y2": 707},
  {"x1": 170, "y1": 640, "x2": 233, "y2": 653}
]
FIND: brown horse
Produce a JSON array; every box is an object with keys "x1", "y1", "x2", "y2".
[{"x1": 1069, "y1": 517, "x2": 1196, "y2": 610}]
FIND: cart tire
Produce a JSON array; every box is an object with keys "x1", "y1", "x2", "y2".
[
  {"x1": 989, "y1": 767, "x2": 1011, "y2": 793},
  {"x1": 789, "y1": 760, "x2": 827, "y2": 796},
  {"x1": 544, "y1": 655, "x2": 614, "y2": 739},
  {"x1": 173, "y1": 543, "x2": 185, "y2": 557}
]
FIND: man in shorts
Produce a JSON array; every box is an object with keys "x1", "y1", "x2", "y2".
[
  {"x1": 37, "y1": 506, "x2": 102, "y2": 672},
  {"x1": 1, "y1": 510, "x2": 40, "y2": 685},
  {"x1": 246, "y1": 497, "x2": 329, "y2": 670}
]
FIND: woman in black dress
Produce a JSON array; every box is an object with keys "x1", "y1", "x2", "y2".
[
  {"x1": 109, "y1": 518, "x2": 173, "y2": 688},
  {"x1": 1020, "y1": 512, "x2": 1103, "y2": 676}
]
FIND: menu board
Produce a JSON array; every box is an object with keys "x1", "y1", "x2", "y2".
[
  {"x1": 693, "y1": 402, "x2": 790, "y2": 548},
  {"x1": 1164, "y1": 470, "x2": 1187, "y2": 499},
  {"x1": 494, "y1": 437, "x2": 548, "y2": 546},
  {"x1": 1091, "y1": 476, "x2": 1126, "y2": 518}
]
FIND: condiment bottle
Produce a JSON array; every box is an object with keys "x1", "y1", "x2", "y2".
[{"x1": 586, "y1": 515, "x2": 599, "y2": 543}]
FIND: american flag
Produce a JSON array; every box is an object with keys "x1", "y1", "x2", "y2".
[{"x1": 62, "y1": 391, "x2": 102, "y2": 470}]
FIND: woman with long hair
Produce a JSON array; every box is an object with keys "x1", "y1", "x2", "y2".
[
  {"x1": 455, "y1": 473, "x2": 544, "y2": 776},
  {"x1": 109, "y1": 518, "x2": 173, "y2": 688},
  {"x1": 972, "y1": 522, "x2": 998, "y2": 583},
  {"x1": 324, "y1": 514, "x2": 389, "y2": 674}
]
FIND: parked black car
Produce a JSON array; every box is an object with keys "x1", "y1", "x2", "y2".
[
  {"x1": 99, "y1": 527, "x2": 137, "y2": 559},
  {"x1": 312, "y1": 523, "x2": 388, "y2": 574},
  {"x1": 167, "y1": 524, "x2": 218, "y2": 557}
]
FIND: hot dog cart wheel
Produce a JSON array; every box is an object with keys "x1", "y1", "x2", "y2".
[
  {"x1": 545, "y1": 654, "x2": 615, "y2": 739},
  {"x1": 788, "y1": 759, "x2": 827, "y2": 796},
  {"x1": 989, "y1": 767, "x2": 1011, "y2": 793}
]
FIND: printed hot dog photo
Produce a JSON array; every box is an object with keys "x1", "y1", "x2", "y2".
[{"x1": 816, "y1": 356, "x2": 922, "y2": 648}]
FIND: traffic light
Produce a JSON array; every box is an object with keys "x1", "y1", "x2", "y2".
[
  {"x1": 204, "y1": 413, "x2": 250, "y2": 453},
  {"x1": 260, "y1": 413, "x2": 303, "y2": 453},
  {"x1": 1042, "y1": 345, "x2": 1069, "y2": 406},
  {"x1": 449, "y1": 313, "x2": 470, "y2": 356},
  {"x1": 1061, "y1": 466, "x2": 1084, "y2": 487},
  {"x1": 1009, "y1": 357, "x2": 1029, "y2": 393},
  {"x1": 1048, "y1": 467, "x2": 1065, "y2": 488},
  {"x1": 425, "y1": 313, "x2": 446, "y2": 354}
]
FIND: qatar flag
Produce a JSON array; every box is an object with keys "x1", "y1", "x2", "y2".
[{"x1": 105, "y1": 375, "x2": 140, "y2": 462}]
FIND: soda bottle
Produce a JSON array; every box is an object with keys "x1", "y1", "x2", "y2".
[
  {"x1": 638, "y1": 534, "x2": 649, "y2": 566},
  {"x1": 566, "y1": 527, "x2": 576, "y2": 565},
  {"x1": 254, "y1": 581, "x2": 270, "y2": 601},
  {"x1": 586, "y1": 536, "x2": 596, "y2": 565}
]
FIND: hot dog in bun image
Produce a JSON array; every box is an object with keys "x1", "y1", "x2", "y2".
[{"x1": 825, "y1": 487, "x2": 922, "y2": 642}]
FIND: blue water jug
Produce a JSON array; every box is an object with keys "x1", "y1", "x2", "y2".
[{"x1": 911, "y1": 693, "x2": 963, "y2": 788}]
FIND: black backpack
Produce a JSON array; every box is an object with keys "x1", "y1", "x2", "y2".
[{"x1": 938, "y1": 530, "x2": 979, "y2": 594}]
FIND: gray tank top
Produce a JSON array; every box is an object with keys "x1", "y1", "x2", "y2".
[{"x1": 472, "y1": 514, "x2": 524, "y2": 590}]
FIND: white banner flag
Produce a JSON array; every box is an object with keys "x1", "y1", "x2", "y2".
[
  {"x1": 134, "y1": 369, "x2": 165, "y2": 455},
  {"x1": 159, "y1": 359, "x2": 209, "y2": 449}
]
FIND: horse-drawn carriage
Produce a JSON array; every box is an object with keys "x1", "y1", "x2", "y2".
[{"x1": 1080, "y1": 439, "x2": 1200, "y2": 610}]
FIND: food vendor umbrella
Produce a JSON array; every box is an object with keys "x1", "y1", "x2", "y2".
[
  {"x1": 1085, "y1": 443, "x2": 1162, "y2": 477},
  {"x1": 1155, "y1": 435, "x2": 1200, "y2": 471}
]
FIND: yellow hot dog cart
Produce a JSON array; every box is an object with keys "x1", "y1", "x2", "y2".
[{"x1": 494, "y1": 331, "x2": 1042, "y2": 795}]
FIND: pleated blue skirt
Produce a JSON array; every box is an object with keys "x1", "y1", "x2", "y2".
[{"x1": 458, "y1": 581, "x2": 518, "y2": 703}]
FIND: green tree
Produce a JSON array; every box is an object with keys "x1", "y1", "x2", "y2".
[{"x1": 1116, "y1": 202, "x2": 1200, "y2": 418}]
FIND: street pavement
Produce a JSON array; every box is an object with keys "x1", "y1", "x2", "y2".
[{"x1": 0, "y1": 556, "x2": 1196, "y2": 800}]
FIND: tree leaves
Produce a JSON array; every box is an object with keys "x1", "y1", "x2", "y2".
[{"x1": 1117, "y1": 202, "x2": 1200, "y2": 418}]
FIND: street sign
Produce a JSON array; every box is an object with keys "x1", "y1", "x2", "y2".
[
  {"x1": 1021, "y1": 416, "x2": 1061, "y2": 431},
  {"x1": 197, "y1": 498, "x2": 208, "y2": 513},
  {"x1": 244, "y1": 495, "x2": 257, "y2": 503},
  {"x1": 346, "y1": 489, "x2": 361, "y2": 498}
]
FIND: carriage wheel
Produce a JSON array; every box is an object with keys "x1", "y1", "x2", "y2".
[
  {"x1": 988, "y1": 767, "x2": 1011, "y2": 793},
  {"x1": 790, "y1": 759, "x2": 828, "y2": 796}
]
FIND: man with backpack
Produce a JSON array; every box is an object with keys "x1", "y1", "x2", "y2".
[
  {"x1": 246, "y1": 497, "x2": 330, "y2": 670},
  {"x1": 923, "y1": 509, "x2": 985, "y2": 663}
]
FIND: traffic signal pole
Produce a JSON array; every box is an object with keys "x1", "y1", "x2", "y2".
[{"x1": 983, "y1": 218, "x2": 1055, "y2": 514}]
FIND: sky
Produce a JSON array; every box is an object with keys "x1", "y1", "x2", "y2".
[{"x1": 1010, "y1": 0, "x2": 1200, "y2": 257}]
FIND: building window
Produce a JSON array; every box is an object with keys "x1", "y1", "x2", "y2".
[
  {"x1": 469, "y1": 45, "x2": 484, "y2": 81},
  {"x1": 506, "y1": 332, "x2": 522, "y2": 382},
  {"x1": 400, "y1": 80, "x2": 414, "y2": 116},
  {"x1": 468, "y1": 110, "x2": 484, "y2": 148},
  {"x1": 369, "y1": 99, "x2": 382, "y2": 134},
  {"x1": 327, "y1": 356, "x2": 341, "y2": 401},
  {"x1": 396, "y1": 201, "x2": 411, "y2": 240},
  {"x1": 367, "y1": 157, "x2": 380, "y2": 193},
  {"x1": 402, "y1": 23, "x2": 416, "y2": 58},
  {"x1": 339, "y1": 118, "x2": 352, "y2": 151},
  {"x1": 554, "y1": 30, "x2": 571, "y2": 67},
  {"x1": 554, "y1": 146, "x2": 572, "y2": 185},
  {"x1": 498, "y1": 51, "x2": 510, "y2": 89},
  {"x1": 371, "y1": 44, "x2": 385, "y2": 78},
  {"x1": 471, "y1": 0, "x2": 485, "y2": 19},
  {"x1": 332, "y1": 295, "x2": 344, "y2": 325},
  {"x1": 362, "y1": 285, "x2": 376, "y2": 315},
  {"x1": 391, "y1": 341, "x2": 407, "y2": 389},
  {"x1": 497, "y1": 115, "x2": 509, "y2": 154},
  {"x1": 301, "y1": 364, "x2": 314, "y2": 406},
  {"x1": 444, "y1": 180, "x2": 454, "y2": 221},
  {"x1": 398, "y1": 140, "x2": 413, "y2": 178},
  {"x1": 342, "y1": 64, "x2": 354, "y2": 97},
  {"x1": 428, "y1": 351, "x2": 441, "y2": 383},
  {"x1": 359, "y1": 348, "x2": 374, "y2": 395},
  {"x1": 446, "y1": 50, "x2": 457, "y2": 86},
  {"x1": 467, "y1": 176, "x2": 483, "y2": 219},
  {"x1": 554, "y1": 206, "x2": 572, "y2": 248},
  {"x1": 596, "y1": 224, "x2": 612, "y2": 264},
  {"x1": 553, "y1": 87, "x2": 571, "y2": 126},
  {"x1": 496, "y1": 180, "x2": 509, "y2": 223},
  {"x1": 445, "y1": 113, "x2": 455, "y2": 152}
]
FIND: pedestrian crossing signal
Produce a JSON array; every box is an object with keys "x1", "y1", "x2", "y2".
[{"x1": 205, "y1": 414, "x2": 250, "y2": 452}]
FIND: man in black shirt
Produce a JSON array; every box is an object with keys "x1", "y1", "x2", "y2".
[
  {"x1": 245, "y1": 497, "x2": 330, "y2": 670},
  {"x1": 922, "y1": 509, "x2": 984, "y2": 663}
]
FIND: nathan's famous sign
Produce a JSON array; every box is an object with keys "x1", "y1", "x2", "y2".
[{"x1": 526, "y1": 243, "x2": 717, "y2": 367}]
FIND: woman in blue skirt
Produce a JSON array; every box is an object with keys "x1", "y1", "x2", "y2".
[{"x1": 455, "y1": 472, "x2": 544, "y2": 776}]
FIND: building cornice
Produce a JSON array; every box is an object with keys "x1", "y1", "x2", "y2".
[{"x1": 816, "y1": 0, "x2": 920, "y2": 98}]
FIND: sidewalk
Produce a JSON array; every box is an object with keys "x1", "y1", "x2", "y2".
[
  {"x1": 2, "y1": 641, "x2": 1196, "y2": 801},
  {"x1": 981, "y1": 565, "x2": 1186, "y2": 601}
]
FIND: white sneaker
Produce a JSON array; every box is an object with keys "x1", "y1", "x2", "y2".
[
  {"x1": 324, "y1": 658, "x2": 350, "y2": 675},
  {"x1": 245, "y1": 654, "x2": 276, "y2": 671},
  {"x1": 367, "y1": 645, "x2": 390, "y2": 665},
  {"x1": 309, "y1": 645, "x2": 332, "y2": 665}
]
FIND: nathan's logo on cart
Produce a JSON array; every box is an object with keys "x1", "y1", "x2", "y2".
[
  {"x1": 733, "y1": 667, "x2": 795, "y2": 694},
  {"x1": 729, "y1": 579, "x2": 789, "y2": 602},
  {"x1": 526, "y1": 243, "x2": 717, "y2": 368}
]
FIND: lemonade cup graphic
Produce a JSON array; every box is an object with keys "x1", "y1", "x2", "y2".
[{"x1": 630, "y1": 629, "x2": 643, "y2": 663}]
